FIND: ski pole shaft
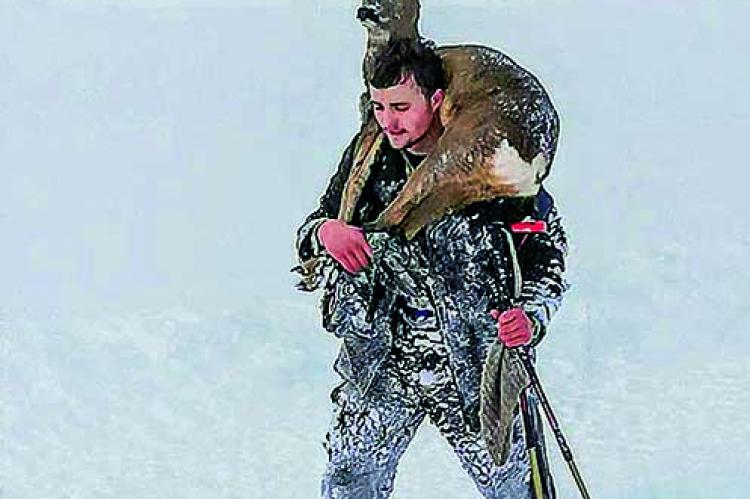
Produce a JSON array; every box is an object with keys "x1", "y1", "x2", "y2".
[
  {"x1": 520, "y1": 388, "x2": 547, "y2": 499},
  {"x1": 516, "y1": 348, "x2": 591, "y2": 499}
]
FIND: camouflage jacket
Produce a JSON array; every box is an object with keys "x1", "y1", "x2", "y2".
[{"x1": 294, "y1": 134, "x2": 569, "y2": 431}]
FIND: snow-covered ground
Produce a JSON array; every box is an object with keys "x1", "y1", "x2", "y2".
[{"x1": 3, "y1": 1, "x2": 749, "y2": 498}]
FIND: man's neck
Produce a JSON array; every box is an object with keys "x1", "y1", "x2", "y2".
[{"x1": 406, "y1": 119, "x2": 443, "y2": 155}]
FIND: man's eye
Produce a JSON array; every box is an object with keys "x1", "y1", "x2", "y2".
[
  {"x1": 372, "y1": 103, "x2": 384, "y2": 111},
  {"x1": 393, "y1": 105, "x2": 409, "y2": 112}
]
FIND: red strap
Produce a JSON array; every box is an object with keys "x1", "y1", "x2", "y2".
[{"x1": 511, "y1": 220, "x2": 547, "y2": 234}]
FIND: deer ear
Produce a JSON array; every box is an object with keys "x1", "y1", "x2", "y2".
[{"x1": 430, "y1": 89, "x2": 445, "y2": 111}]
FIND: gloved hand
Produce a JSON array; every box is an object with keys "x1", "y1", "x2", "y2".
[
  {"x1": 489, "y1": 308, "x2": 534, "y2": 348},
  {"x1": 317, "y1": 219, "x2": 373, "y2": 274}
]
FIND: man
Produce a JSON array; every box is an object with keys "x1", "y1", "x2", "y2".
[{"x1": 295, "y1": 39, "x2": 568, "y2": 498}]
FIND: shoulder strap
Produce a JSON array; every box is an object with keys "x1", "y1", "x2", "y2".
[{"x1": 534, "y1": 186, "x2": 553, "y2": 220}]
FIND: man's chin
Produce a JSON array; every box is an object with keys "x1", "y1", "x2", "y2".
[{"x1": 386, "y1": 134, "x2": 409, "y2": 150}]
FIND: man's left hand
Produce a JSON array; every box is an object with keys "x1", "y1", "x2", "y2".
[{"x1": 489, "y1": 308, "x2": 533, "y2": 348}]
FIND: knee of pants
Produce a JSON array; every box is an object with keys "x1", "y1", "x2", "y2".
[{"x1": 321, "y1": 459, "x2": 387, "y2": 499}]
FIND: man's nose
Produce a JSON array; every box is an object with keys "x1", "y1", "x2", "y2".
[{"x1": 381, "y1": 112, "x2": 399, "y2": 132}]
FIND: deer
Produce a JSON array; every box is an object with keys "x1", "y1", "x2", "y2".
[{"x1": 339, "y1": 0, "x2": 560, "y2": 240}]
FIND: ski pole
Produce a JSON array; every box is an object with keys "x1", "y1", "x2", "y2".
[
  {"x1": 503, "y1": 220, "x2": 590, "y2": 497},
  {"x1": 516, "y1": 348, "x2": 591, "y2": 499},
  {"x1": 519, "y1": 388, "x2": 549, "y2": 499}
]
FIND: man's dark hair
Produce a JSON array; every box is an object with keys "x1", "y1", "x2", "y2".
[{"x1": 369, "y1": 38, "x2": 446, "y2": 97}]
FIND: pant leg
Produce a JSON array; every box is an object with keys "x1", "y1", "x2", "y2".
[
  {"x1": 419, "y1": 357, "x2": 532, "y2": 499},
  {"x1": 320, "y1": 365, "x2": 427, "y2": 499}
]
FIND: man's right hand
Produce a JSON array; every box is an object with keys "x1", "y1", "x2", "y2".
[{"x1": 317, "y1": 219, "x2": 373, "y2": 274}]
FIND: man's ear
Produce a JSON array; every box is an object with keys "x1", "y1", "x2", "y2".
[{"x1": 430, "y1": 89, "x2": 445, "y2": 111}]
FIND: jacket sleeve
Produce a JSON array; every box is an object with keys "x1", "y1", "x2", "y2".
[
  {"x1": 516, "y1": 201, "x2": 570, "y2": 347},
  {"x1": 295, "y1": 134, "x2": 360, "y2": 263}
]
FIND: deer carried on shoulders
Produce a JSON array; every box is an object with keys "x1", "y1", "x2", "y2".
[{"x1": 345, "y1": 0, "x2": 560, "y2": 240}]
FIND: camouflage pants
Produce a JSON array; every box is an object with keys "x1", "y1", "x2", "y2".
[{"x1": 320, "y1": 313, "x2": 533, "y2": 498}]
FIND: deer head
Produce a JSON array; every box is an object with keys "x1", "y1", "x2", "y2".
[{"x1": 357, "y1": 0, "x2": 421, "y2": 80}]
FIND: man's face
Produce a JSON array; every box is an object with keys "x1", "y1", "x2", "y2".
[{"x1": 369, "y1": 73, "x2": 443, "y2": 150}]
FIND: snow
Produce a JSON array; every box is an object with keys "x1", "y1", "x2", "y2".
[{"x1": 2, "y1": 1, "x2": 750, "y2": 497}]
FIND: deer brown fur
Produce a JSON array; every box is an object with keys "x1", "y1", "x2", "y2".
[{"x1": 344, "y1": 0, "x2": 559, "y2": 239}]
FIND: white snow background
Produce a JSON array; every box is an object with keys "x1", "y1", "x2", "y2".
[{"x1": 2, "y1": 1, "x2": 749, "y2": 498}]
